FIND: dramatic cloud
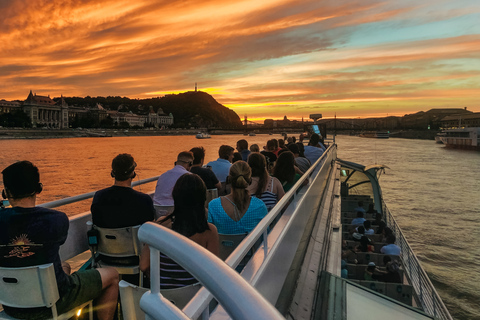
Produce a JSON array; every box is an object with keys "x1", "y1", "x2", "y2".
[{"x1": 1, "y1": 0, "x2": 479, "y2": 120}]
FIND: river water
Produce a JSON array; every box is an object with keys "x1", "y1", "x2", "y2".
[{"x1": 0, "y1": 134, "x2": 478, "y2": 319}]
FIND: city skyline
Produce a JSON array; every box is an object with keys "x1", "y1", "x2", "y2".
[{"x1": 1, "y1": 0, "x2": 480, "y2": 121}]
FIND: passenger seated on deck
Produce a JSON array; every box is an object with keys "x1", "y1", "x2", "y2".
[
  {"x1": 303, "y1": 133, "x2": 325, "y2": 165},
  {"x1": 272, "y1": 151, "x2": 308, "y2": 192},
  {"x1": 362, "y1": 220, "x2": 375, "y2": 235},
  {"x1": 366, "y1": 203, "x2": 377, "y2": 215},
  {"x1": 355, "y1": 236, "x2": 374, "y2": 253},
  {"x1": 91, "y1": 153, "x2": 155, "y2": 228},
  {"x1": 236, "y1": 139, "x2": 251, "y2": 161},
  {"x1": 208, "y1": 161, "x2": 268, "y2": 234},
  {"x1": 380, "y1": 234, "x2": 401, "y2": 255},
  {"x1": 232, "y1": 152, "x2": 243, "y2": 163},
  {"x1": 354, "y1": 200, "x2": 366, "y2": 214},
  {"x1": 153, "y1": 151, "x2": 194, "y2": 216},
  {"x1": 189, "y1": 147, "x2": 222, "y2": 191},
  {"x1": 260, "y1": 139, "x2": 277, "y2": 172},
  {"x1": 0, "y1": 161, "x2": 119, "y2": 320},
  {"x1": 376, "y1": 220, "x2": 386, "y2": 234},
  {"x1": 250, "y1": 144, "x2": 260, "y2": 153},
  {"x1": 351, "y1": 211, "x2": 366, "y2": 226},
  {"x1": 364, "y1": 262, "x2": 383, "y2": 281},
  {"x1": 287, "y1": 143, "x2": 311, "y2": 174},
  {"x1": 246, "y1": 153, "x2": 284, "y2": 211},
  {"x1": 381, "y1": 256, "x2": 402, "y2": 283},
  {"x1": 382, "y1": 227, "x2": 394, "y2": 242},
  {"x1": 351, "y1": 226, "x2": 365, "y2": 240},
  {"x1": 373, "y1": 212, "x2": 383, "y2": 226},
  {"x1": 206, "y1": 145, "x2": 234, "y2": 185},
  {"x1": 140, "y1": 174, "x2": 219, "y2": 289}
]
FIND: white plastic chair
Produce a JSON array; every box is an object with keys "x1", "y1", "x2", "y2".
[
  {"x1": 0, "y1": 263, "x2": 92, "y2": 320},
  {"x1": 119, "y1": 280, "x2": 201, "y2": 320},
  {"x1": 94, "y1": 225, "x2": 144, "y2": 286}
]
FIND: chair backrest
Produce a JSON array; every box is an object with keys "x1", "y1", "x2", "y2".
[
  {"x1": 95, "y1": 225, "x2": 142, "y2": 257},
  {"x1": 218, "y1": 233, "x2": 248, "y2": 261},
  {"x1": 0, "y1": 263, "x2": 59, "y2": 309},
  {"x1": 205, "y1": 188, "x2": 218, "y2": 206},
  {"x1": 119, "y1": 280, "x2": 202, "y2": 320}
]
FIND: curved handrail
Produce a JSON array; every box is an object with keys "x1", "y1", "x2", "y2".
[
  {"x1": 383, "y1": 203, "x2": 453, "y2": 320},
  {"x1": 38, "y1": 176, "x2": 160, "y2": 209},
  {"x1": 138, "y1": 222, "x2": 285, "y2": 320}
]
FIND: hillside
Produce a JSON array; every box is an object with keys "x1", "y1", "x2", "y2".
[{"x1": 63, "y1": 91, "x2": 242, "y2": 128}]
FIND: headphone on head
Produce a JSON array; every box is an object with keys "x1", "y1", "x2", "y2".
[
  {"x1": 2, "y1": 183, "x2": 43, "y2": 199},
  {"x1": 111, "y1": 162, "x2": 137, "y2": 179}
]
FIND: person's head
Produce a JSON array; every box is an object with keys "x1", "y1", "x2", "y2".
[
  {"x1": 190, "y1": 147, "x2": 205, "y2": 165},
  {"x1": 250, "y1": 144, "x2": 260, "y2": 152},
  {"x1": 383, "y1": 255, "x2": 392, "y2": 266},
  {"x1": 266, "y1": 139, "x2": 276, "y2": 151},
  {"x1": 247, "y1": 152, "x2": 268, "y2": 196},
  {"x1": 384, "y1": 227, "x2": 393, "y2": 237},
  {"x1": 356, "y1": 211, "x2": 364, "y2": 218},
  {"x1": 273, "y1": 139, "x2": 279, "y2": 149},
  {"x1": 218, "y1": 145, "x2": 235, "y2": 162},
  {"x1": 386, "y1": 234, "x2": 396, "y2": 244},
  {"x1": 287, "y1": 137, "x2": 294, "y2": 144},
  {"x1": 375, "y1": 212, "x2": 383, "y2": 222},
  {"x1": 232, "y1": 152, "x2": 242, "y2": 163},
  {"x1": 309, "y1": 133, "x2": 320, "y2": 146},
  {"x1": 376, "y1": 220, "x2": 386, "y2": 234},
  {"x1": 228, "y1": 160, "x2": 252, "y2": 212},
  {"x1": 176, "y1": 151, "x2": 194, "y2": 170},
  {"x1": 111, "y1": 153, "x2": 137, "y2": 181},
  {"x1": 278, "y1": 139, "x2": 285, "y2": 148},
  {"x1": 357, "y1": 226, "x2": 365, "y2": 235},
  {"x1": 170, "y1": 174, "x2": 208, "y2": 237},
  {"x1": 287, "y1": 143, "x2": 300, "y2": 156},
  {"x1": 367, "y1": 262, "x2": 376, "y2": 271},
  {"x1": 272, "y1": 151, "x2": 295, "y2": 184},
  {"x1": 236, "y1": 139, "x2": 248, "y2": 152},
  {"x1": 2, "y1": 161, "x2": 42, "y2": 200},
  {"x1": 359, "y1": 236, "x2": 371, "y2": 252},
  {"x1": 295, "y1": 142, "x2": 305, "y2": 156},
  {"x1": 364, "y1": 220, "x2": 371, "y2": 229}
]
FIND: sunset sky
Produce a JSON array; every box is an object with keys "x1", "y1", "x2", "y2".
[{"x1": 1, "y1": 0, "x2": 480, "y2": 121}]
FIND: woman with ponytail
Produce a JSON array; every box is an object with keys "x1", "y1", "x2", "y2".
[
  {"x1": 140, "y1": 173, "x2": 219, "y2": 288},
  {"x1": 208, "y1": 161, "x2": 268, "y2": 234}
]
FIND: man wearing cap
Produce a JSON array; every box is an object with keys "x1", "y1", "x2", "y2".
[
  {"x1": 91, "y1": 153, "x2": 155, "y2": 228},
  {"x1": 153, "y1": 151, "x2": 194, "y2": 215}
]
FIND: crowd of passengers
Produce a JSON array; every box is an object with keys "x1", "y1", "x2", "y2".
[
  {"x1": 0, "y1": 134, "x2": 326, "y2": 319},
  {"x1": 341, "y1": 201, "x2": 402, "y2": 283}
]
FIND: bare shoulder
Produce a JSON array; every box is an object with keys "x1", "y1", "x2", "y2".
[{"x1": 208, "y1": 222, "x2": 218, "y2": 234}]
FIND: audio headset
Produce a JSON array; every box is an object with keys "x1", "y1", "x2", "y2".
[
  {"x1": 111, "y1": 161, "x2": 137, "y2": 179},
  {"x1": 2, "y1": 183, "x2": 43, "y2": 199}
]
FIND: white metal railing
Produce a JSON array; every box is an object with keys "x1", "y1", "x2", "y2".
[
  {"x1": 38, "y1": 176, "x2": 160, "y2": 209},
  {"x1": 182, "y1": 146, "x2": 336, "y2": 319},
  {"x1": 383, "y1": 203, "x2": 453, "y2": 320},
  {"x1": 139, "y1": 223, "x2": 285, "y2": 320}
]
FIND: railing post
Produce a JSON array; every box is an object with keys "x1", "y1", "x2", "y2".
[
  {"x1": 263, "y1": 229, "x2": 268, "y2": 259},
  {"x1": 417, "y1": 262, "x2": 423, "y2": 304}
]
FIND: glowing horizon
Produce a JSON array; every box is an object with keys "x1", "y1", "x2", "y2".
[{"x1": 1, "y1": 0, "x2": 479, "y2": 119}]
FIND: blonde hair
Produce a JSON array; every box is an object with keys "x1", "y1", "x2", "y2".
[{"x1": 228, "y1": 161, "x2": 251, "y2": 212}]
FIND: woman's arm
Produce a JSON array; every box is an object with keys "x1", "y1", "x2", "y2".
[
  {"x1": 272, "y1": 177, "x2": 285, "y2": 200},
  {"x1": 207, "y1": 223, "x2": 220, "y2": 256},
  {"x1": 139, "y1": 244, "x2": 150, "y2": 273}
]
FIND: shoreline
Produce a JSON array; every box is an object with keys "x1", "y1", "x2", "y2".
[{"x1": 0, "y1": 128, "x2": 439, "y2": 140}]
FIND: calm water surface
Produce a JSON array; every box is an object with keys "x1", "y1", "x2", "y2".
[{"x1": 0, "y1": 134, "x2": 478, "y2": 320}]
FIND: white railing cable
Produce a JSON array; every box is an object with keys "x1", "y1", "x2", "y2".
[
  {"x1": 138, "y1": 222, "x2": 285, "y2": 320},
  {"x1": 38, "y1": 176, "x2": 160, "y2": 209},
  {"x1": 383, "y1": 204, "x2": 453, "y2": 320}
]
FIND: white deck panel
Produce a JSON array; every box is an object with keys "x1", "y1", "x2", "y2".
[{"x1": 346, "y1": 283, "x2": 432, "y2": 320}]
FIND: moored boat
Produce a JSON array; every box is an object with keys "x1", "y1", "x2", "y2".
[
  {"x1": 359, "y1": 131, "x2": 389, "y2": 139},
  {"x1": 196, "y1": 132, "x2": 211, "y2": 139},
  {"x1": 435, "y1": 131, "x2": 446, "y2": 144},
  {"x1": 440, "y1": 127, "x2": 480, "y2": 150}
]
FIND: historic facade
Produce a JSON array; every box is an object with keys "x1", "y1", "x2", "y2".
[{"x1": 22, "y1": 91, "x2": 69, "y2": 128}]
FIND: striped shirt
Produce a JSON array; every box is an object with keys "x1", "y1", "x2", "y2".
[
  {"x1": 252, "y1": 177, "x2": 278, "y2": 211},
  {"x1": 160, "y1": 252, "x2": 198, "y2": 289}
]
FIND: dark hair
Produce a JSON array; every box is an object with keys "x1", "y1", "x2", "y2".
[
  {"x1": 295, "y1": 142, "x2": 305, "y2": 157},
  {"x1": 250, "y1": 144, "x2": 260, "y2": 152},
  {"x1": 376, "y1": 221, "x2": 386, "y2": 234},
  {"x1": 309, "y1": 133, "x2": 320, "y2": 146},
  {"x1": 273, "y1": 139, "x2": 279, "y2": 149},
  {"x1": 228, "y1": 161, "x2": 252, "y2": 213},
  {"x1": 357, "y1": 226, "x2": 365, "y2": 234},
  {"x1": 190, "y1": 147, "x2": 205, "y2": 165},
  {"x1": 266, "y1": 139, "x2": 276, "y2": 151},
  {"x1": 219, "y1": 145, "x2": 234, "y2": 160},
  {"x1": 236, "y1": 139, "x2": 248, "y2": 151},
  {"x1": 112, "y1": 153, "x2": 136, "y2": 181},
  {"x1": 384, "y1": 227, "x2": 393, "y2": 237},
  {"x1": 177, "y1": 151, "x2": 194, "y2": 162},
  {"x1": 359, "y1": 236, "x2": 371, "y2": 252},
  {"x1": 386, "y1": 234, "x2": 396, "y2": 244},
  {"x1": 167, "y1": 174, "x2": 209, "y2": 237},
  {"x1": 2, "y1": 161, "x2": 41, "y2": 199},
  {"x1": 364, "y1": 220, "x2": 371, "y2": 229},
  {"x1": 247, "y1": 153, "x2": 268, "y2": 197},
  {"x1": 278, "y1": 139, "x2": 285, "y2": 148},
  {"x1": 232, "y1": 152, "x2": 242, "y2": 163},
  {"x1": 287, "y1": 143, "x2": 300, "y2": 155},
  {"x1": 272, "y1": 151, "x2": 295, "y2": 184},
  {"x1": 383, "y1": 255, "x2": 392, "y2": 265}
]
